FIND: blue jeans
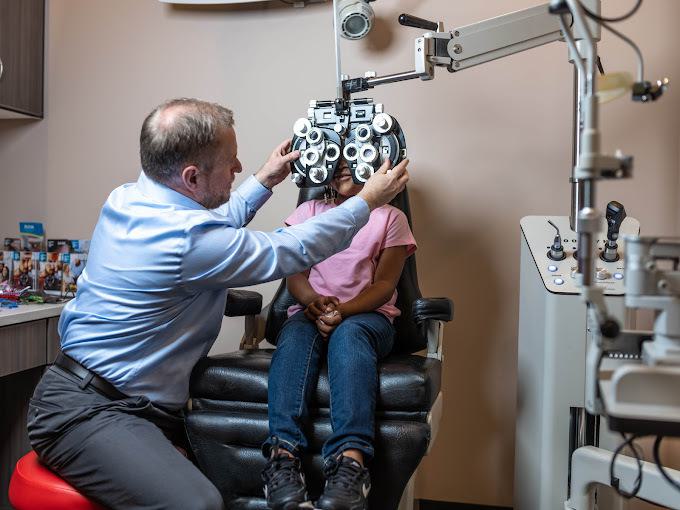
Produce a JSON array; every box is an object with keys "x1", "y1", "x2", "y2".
[{"x1": 264, "y1": 311, "x2": 394, "y2": 462}]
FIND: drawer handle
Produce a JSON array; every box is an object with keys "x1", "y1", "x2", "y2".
[{"x1": 0, "y1": 58, "x2": 3, "y2": 81}]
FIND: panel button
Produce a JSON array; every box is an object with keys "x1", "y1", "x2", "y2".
[
  {"x1": 548, "y1": 265, "x2": 558, "y2": 272},
  {"x1": 596, "y1": 268, "x2": 611, "y2": 280},
  {"x1": 614, "y1": 273, "x2": 624, "y2": 280},
  {"x1": 554, "y1": 278, "x2": 565, "y2": 285}
]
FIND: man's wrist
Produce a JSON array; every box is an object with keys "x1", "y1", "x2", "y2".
[
  {"x1": 254, "y1": 171, "x2": 275, "y2": 191},
  {"x1": 356, "y1": 192, "x2": 376, "y2": 211}
]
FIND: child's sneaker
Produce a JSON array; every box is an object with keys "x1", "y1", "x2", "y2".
[
  {"x1": 316, "y1": 455, "x2": 371, "y2": 510},
  {"x1": 261, "y1": 450, "x2": 311, "y2": 510}
]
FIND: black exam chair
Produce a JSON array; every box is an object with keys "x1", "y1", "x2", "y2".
[{"x1": 185, "y1": 187, "x2": 453, "y2": 510}]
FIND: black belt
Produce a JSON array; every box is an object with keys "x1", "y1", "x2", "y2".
[{"x1": 54, "y1": 353, "x2": 128, "y2": 401}]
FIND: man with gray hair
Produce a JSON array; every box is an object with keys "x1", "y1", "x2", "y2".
[{"x1": 27, "y1": 98, "x2": 409, "y2": 509}]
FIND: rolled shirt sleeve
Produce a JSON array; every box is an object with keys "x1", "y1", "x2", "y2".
[
  {"x1": 181, "y1": 195, "x2": 370, "y2": 290},
  {"x1": 212, "y1": 175, "x2": 272, "y2": 228}
]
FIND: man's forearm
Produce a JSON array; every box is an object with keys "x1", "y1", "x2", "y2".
[
  {"x1": 254, "y1": 171, "x2": 276, "y2": 191},
  {"x1": 214, "y1": 175, "x2": 271, "y2": 227},
  {"x1": 182, "y1": 196, "x2": 370, "y2": 290}
]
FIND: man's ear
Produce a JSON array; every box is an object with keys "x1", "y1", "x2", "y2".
[{"x1": 179, "y1": 165, "x2": 200, "y2": 191}]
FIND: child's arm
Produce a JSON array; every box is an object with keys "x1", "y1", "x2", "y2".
[
  {"x1": 286, "y1": 270, "x2": 316, "y2": 305},
  {"x1": 287, "y1": 271, "x2": 339, "y2": 320},
  {"x1": 338, "y1": 245, "x2": 409, "y2": 317},
  {"x1": 316, "y1": 245, "x2": 409, "y2": 337}
]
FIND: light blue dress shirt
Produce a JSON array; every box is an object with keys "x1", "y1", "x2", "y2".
[{"x1": 60, "y1": 172, "x2": 370, "y2": 409}]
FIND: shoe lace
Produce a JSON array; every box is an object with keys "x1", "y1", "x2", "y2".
[
  {"x1": 324, "y1": 458, "x2": 365, "y2": 496},
  {"x1": 263, "y1": 455, "x2": 303, "y2": 491}
]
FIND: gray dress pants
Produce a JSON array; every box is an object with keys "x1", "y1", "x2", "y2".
[{"x1": 27, "y1": 365, "x2": 225, "y2": 510}]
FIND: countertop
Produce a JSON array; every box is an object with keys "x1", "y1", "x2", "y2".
[{"x1": 0, "y1": 302, "x2": 65, "y2": 327}]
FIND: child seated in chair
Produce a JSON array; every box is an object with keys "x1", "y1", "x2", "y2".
[{"x1": 262, "y1": 157, "x2": 416, "y2": 510}]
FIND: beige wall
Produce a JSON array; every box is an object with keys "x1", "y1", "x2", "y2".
[{"x1": 0, "y1": 0, "x2": 678, "y2": 506}]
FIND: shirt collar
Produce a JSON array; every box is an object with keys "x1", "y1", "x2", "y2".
[{"x1": 136, "y1": 171, "x2": 206, "y2": 210}]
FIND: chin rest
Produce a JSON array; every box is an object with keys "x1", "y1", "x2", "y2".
[{"x1": 186, "y1": 187, "x2": 452, "y2": 509}]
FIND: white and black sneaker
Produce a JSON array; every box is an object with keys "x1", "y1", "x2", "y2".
[
  {"x1": 261, "y1": 450, "x2": 312, "y2": 510},
  {"x1": 316, "y1": 455, "x2": 371, "y2": 510}
]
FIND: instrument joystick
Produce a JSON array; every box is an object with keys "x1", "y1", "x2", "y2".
[{"x1": 601, "y1": 201, "x2": 627, "y2": 262}]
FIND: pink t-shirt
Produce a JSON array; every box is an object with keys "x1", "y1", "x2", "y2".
[{"x1": 286, "y1": 199, "x2": 417, "y2": 321}]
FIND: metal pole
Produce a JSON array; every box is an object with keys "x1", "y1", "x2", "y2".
[
  {"x1": 333, "y1": 0, "x2": 343, "y2": 99},
  {"x1": 367, "y1": 70, "x2": 422, "y2": 87},
  {"x1": 570, "y1": 59, "x2": 585, "y2": 232}
]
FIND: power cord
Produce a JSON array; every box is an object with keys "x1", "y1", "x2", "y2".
[
  {"x1": 653, "y1": 436, "x2": 680, "y2": 493},
  {"x1": 579, "y1": 0, "x2": 643, "y2": 24},
  {"x1": 610, "y1": 433, "x2": 644, "y2": 499},
  {"x1": 598, "y1": 20, "x2": 644, "y2": 81}
]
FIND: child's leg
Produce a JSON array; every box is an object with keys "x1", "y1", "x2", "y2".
[
  {"x1": 263, "y1": 310, "x2": 325, "y2": 459},
  {"x1": 322, "y1": 312, "x2": 395, "y2": 463}
]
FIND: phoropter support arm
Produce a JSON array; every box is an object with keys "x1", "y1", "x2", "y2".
[{"x1": 342, "y1": 2, "x2": 586, "y2": 96}]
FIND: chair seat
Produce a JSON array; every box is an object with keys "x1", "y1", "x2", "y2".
[
  {"x1": 187, "y1": 349, "x2": 442, "y2": 508},
  {"x1": 9, "y1": 451, "x2": 105, "y2": 510},
  {"x1": 190, "y1": 349, "x2": 442, "y2": 416}
]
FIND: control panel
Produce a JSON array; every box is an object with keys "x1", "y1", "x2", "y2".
[{"x1": 520, "y1": 214, "x2": 640, "y2": 295}]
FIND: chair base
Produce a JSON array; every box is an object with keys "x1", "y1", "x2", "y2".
[{"x1": 186, "y1": 411, "x2": 430, "y2": 510}]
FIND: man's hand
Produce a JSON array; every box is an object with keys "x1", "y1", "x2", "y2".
[
  {"x1": 304, "y1": 296, "x2": 339, "y2": 322},
  {"x1": 255, "y1": 139, "x2": 301, "y2": 190},
  {"x1": 357, "y1": 158, "x2": 410, "y2": 211},
  {"x1": 317, "y1": 309, "x2": 343, "y2": 339}
]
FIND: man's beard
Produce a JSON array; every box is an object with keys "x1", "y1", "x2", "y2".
[{"x1": 199, "y1": 189, "x2": 230, "y2": 210}]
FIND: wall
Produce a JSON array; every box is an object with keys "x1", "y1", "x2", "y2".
[{"x1": 0, "y1": 0, "x2": 678, "y2": 506}]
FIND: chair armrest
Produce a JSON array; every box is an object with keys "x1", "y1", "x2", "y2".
[
  {"x1": 412, "y1": 297, "x2": 453, "y2": 323},
  {"x1": 224, "y1": 289, "x2": 263, "y2": 317},
  {"x1": 412, "y1": 298, "x2": 453, "y2": 360}
]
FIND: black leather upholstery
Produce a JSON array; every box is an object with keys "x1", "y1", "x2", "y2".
[
  {"x1": 413, "y1": 297, "x2": 454, "y2": 323},
  {"x1": 186, "y1": 411, "x2": 429, "y2": 510},
  {"x1": 225, "y1": 289, "x2": 263, "y2": 317},
  {"x1": 187, "y1": 185, "x2": 453, "y2": 509},
  {"x1": 190, "y1": 349, "x2": 442, "y2": 415}
]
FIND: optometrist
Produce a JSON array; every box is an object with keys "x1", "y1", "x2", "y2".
[{"x1": 27, "y1": 98, "x2": 409, "y2": 510}]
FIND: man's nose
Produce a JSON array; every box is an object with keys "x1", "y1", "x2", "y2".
[{"x1": 235, "y1": 159, "x2": 243, "y2": 173}]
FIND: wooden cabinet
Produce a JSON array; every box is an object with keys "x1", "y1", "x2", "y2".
[
  {"x1": 0, "y1": 0, "x2": 45, "y2": 118},
  {"x1": 0, "y1": 315, "x2": 61, "y2": 509},
  {"x1": 0, "y1": 320, "x2": 46, "y2": 377}
]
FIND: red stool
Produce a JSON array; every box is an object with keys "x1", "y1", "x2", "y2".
[{"x1": 8, "y1": 450, "x2": 105, "y2": 510}]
